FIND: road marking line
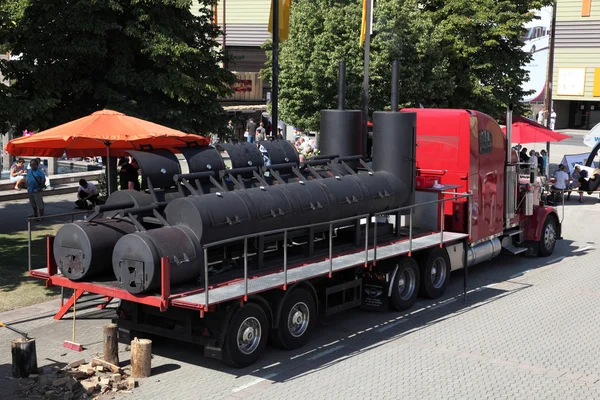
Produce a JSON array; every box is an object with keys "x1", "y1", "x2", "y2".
[
  {"x1": 376, "y1": 319, "x2": 407, "y2": 333},
  {"x1": 547, "y1": 256, "x2": 564, "y2": 264},
  {"x1": 231, "y1": 373, "x2": 278, "y2": 393},
  {"x1": 575, "y1": 246, "x2": 593, "y2": 253},
  {"x1": 429, "y1": 298, "x2": 457, "y2": 310},
  {"x1": 307, "y1": 345, "x2": 345, "y2": 361}
]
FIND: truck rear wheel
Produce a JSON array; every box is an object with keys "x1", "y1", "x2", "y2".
[
  {"x1": 223, "y1": 303, "x2": 268, "y2": 367},
  {"x1": 273, "y1": 288, "x2": 316, "y2": 350},
  {"x1": 390, "y1": 257, "x2": 420, "y2": 311},
  {"x1": 418, "y1": 247, "x2": 450, "y2": 299},
  {"x1": 538, "y1": 216, "x2": 557, "y2": 257}
]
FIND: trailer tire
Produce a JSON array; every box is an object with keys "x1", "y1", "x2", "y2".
[
  {"x1": 418, "y1": 247, "x2": 450, "y2": 299},
  {"x1": 389, "y1": 257, "x2": 420, "y2": 311},
  {"x1": 223, "y1": 303, "x2": 268, "y2": 367},
  {"x1": 273, "y1": 288, "x2": 316, "y2": 350},
  {"x1": 538, "y1": 216, "x2": 558, "y2": 257}
]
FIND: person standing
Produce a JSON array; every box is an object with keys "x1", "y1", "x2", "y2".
[
  {"x1": 119, "y1": 157, "x2": 141, "y2": 191},
  {"x1": 537, "y1": 109, "x2": 546, "y2": 126},
  {"x1": 528, "y1": 150, "x2": 538, "y2": 169},
  {"x1": 257, "y1": 122, "x2": 266, "y2": 137},
  {"x1": 519, "y1": 147, "x2": 529, "y2": 163},
  {"x1": 246, "y1": 118, "x2": 257, "y2": 144},
  {"x1": 10, "y1": 158, "x2": 27, "y2": 190},
  {"x1": 27, "y1": 159, "x2": 46, "y2": 218},
  {"x1": 540, "y1": 150, "x2": 547, "y2": 175},
  {"x1": 550, "y1": 109, "x2": 557, "y2": 130}
]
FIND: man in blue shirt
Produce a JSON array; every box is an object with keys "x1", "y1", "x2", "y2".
[{"x1": 27, "y1": 159, "x2": 46, "y2": 218}]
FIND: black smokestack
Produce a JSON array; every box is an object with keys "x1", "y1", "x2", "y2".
[
  {"x1": 338, "y1": 61, "x2": 346, "y2": 110},
  {"x1": 391, "y1": 60, "x2": 399, "y2": 112}
]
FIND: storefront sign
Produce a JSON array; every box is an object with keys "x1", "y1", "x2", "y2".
[
  {"x1": 557, "y1": 68, "x2": 586, "y2": 96},
  {"x1": 233, "y1": 80, "x2": 253, "y2": 92}
]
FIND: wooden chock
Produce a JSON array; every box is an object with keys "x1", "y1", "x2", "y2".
[
  {"x1": 130, "y1": 337, "x2": 152, "y2": 378},
  {"x1": 103, "y1": 323, "x2": 119, "y2": 366},
  {"x1": 11, "y1": 337, "x2": 38, "y2": 378}
]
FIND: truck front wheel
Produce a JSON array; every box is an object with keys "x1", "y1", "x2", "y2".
[
  {"x1": 223, "y1": 303, "x2": 269, "y2": 367},
  {"x1": 418, "y1": 247, "x2": 451, "y2": 299},
  {"x1": 273, "y1": 288, "x2": 316, "y2": 350},
  {"x1": 538, "y1": 216, "x2": 558, "y2": 257}
]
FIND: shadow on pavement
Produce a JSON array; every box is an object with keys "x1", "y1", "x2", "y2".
[{"x1": 139, "y1": 239, "x2": 588, "y2": 382}]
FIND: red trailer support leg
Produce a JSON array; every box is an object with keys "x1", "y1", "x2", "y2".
[{"x1": 53, "y1": 289, "x2": 85, "y2": 320}]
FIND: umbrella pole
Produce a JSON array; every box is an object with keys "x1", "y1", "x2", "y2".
[
  {"x1": 546, "y1": 141, "x2": 550, "y2": 177},
  {"x1": 106, "y1": 145, "x2": 111, "y2": 195}
]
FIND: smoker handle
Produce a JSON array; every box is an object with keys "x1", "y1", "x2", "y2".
[
  {"x1": 304, "y1": 159, "x2": 331, "y2": 167},
  {"x1": 94, "y1": 201, "x2": 135, "y2": 213},
  {"x1": 336, "y1": 155, "x2": 363, "y2": 162},
  {"x1": 311, "y1": 154, "x2": 339, "y2": 161},
  {"x1": 118, "y1": 203, "x2": 161, "y2": 217},
  {"x1": 265, "y1": 162, "x2": 297, "y2": 171},
  {"x1": 220, "y1": 166, "x2": 258, "y2": 176},
  {"x1": 174, "y1": 171, "x2": 216, "y2": 181}
]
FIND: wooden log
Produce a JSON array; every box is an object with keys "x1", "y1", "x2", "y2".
[
  {"x1": 11, "y1": 338, "x2": 38, "y2": 378},
  {"x1": 130, "y1": 338, "x2": 152, "y2": 378},
  {"x1": 103, "y1": 323, "x2": 119, "y2": 366}
]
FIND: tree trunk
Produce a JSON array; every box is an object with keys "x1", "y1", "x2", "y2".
[
  {"x1": 103, "y1": 323, "x2": 119, "y2": 366},
  {"x1": 11, "y1": 338, "x2": 38, "y2": 378},
  {"x1": 130, "y1": 338, "x2": 152, "y2": 378}
]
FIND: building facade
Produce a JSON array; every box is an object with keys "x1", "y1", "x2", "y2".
[
  {"x1": 552, "y1": 0, "x2": 600, "y2": 129},
  {"x1": 191, "y1": 0, "x2": 270, "y2": 105}
]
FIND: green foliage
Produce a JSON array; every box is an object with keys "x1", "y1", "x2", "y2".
[
  {"x1": 0, "y1": 0, "x2": 236, "y2": 135},
  {"x1": 264, "y1": 0, "x2": 552, "y2": 130}
]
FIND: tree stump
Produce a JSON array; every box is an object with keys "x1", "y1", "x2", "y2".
[
  {"x1": 130, "y1": 338, "x2": 152, "y2": 378},
  {"x1": 103, "y1": 323, "x2": 119, "y2": 366},
  {"x1": 11, "y1": 338, "x2": 38, "y2": 378}
]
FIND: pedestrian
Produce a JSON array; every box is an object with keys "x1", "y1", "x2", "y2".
[
  {"x1": 246, "y1": 118, "x2": 257, "y2": 144},
  {"x1": 537, "y1": 109, "x2": 546, "y2": 126},
  {"x1": 27, "y1": 157, "x2": 51, "y2": 189},
  {"x1": 118, "y1": 157, "x2": 141, "y2": 191},
  {"x1": 528, "y1": 150, "x2": 538, "y2": 169},
  {"x1": 567, "y1": 165, "x2": 582, "y2": 201},
  {"x1": 27, "y1": 159, "x2": 46, "y2": 218},
  {"x1": 540, "y1": 150, "x2": 547, "y2": 175},
  {"x1": 257, "y1": 122, "x2": 266, "y2": 137},
  {"x1": 276, "y1": 127, "x2": 284, "y2": 140},
  {"x1": 519, "y1": 147, "x2": 529, "y2": 163},
  {"x1": 255, "y1": 128, "x2": 265, "y2": 142},
  {"x1": 10, "y1": 158, "x2": 27, "y2": 190},
  {"x1": 77, "y1": 179, "x2": 99, "y2": 208},
  {"x1": 550, "y1": 109, "x2": 557, "y2": 130}
]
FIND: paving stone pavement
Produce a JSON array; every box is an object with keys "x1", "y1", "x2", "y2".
[{"x1": 1, "y1": 194, "x2": 600, "y2": 399}]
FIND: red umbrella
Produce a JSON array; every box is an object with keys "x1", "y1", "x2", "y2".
[{"x1": 501, "y1": 122, "x2": 571, "y2": 143}]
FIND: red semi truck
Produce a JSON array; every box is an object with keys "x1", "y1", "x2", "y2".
[{"x1": 31, "y1": 108, "x2": 560, "y2": 367}]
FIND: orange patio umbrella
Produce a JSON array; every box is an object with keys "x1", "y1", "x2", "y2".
[
  {"x1": 5, "y1": 109, "x2": 209, "y2": 193},
  {"x1": 5, "y1": 109, "x2": 209, "y2": 157}
]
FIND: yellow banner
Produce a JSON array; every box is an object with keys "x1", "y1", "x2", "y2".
[{"x1": 268, "y1": 0, "x2": 292, "y2": 42}]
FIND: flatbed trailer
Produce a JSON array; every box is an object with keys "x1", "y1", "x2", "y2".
[{"x1": 31, "y1": 192, "x2": 474, "y2": 367}]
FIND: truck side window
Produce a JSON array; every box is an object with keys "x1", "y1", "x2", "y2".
[{"x1": 479, "y1": 129, "x2": 493, "y2": 154}]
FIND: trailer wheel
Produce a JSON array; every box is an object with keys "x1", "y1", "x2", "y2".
[
  {"x1": 390, "y1": 257, "x2": 420, "y2": 311},
  {"x1": 538, "y1": 216, "x2": 557, "y2": 257},
  {"x1": 418, "y1": 247, "x2": 450, "y2": 299},
  {"x1": 273, "y1": 288, "x2": 316, "y2": 350},
  {"x1": 223, "y1": 303, "x2": 268, "y2": 367}
]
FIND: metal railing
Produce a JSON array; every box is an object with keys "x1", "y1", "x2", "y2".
[{"x1": 200, "y1": 191, "x2": 473, "y2": 306}]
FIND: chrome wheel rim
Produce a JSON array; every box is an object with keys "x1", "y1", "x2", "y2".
[
  {"x1": 544, "y1": 222, "x2": 556, "y2": 251},
  {"x1": 288, "y1": 302, "x2": 310, "y2": 337},
  {"x1": 397, "y1": 267, "x2": 416, "y2": 300},
  {"x1": 431, "y1": 257, "x2": 447, "y2": 289},
  {"x1": 237, "y1": 317, "x2": 261, "y2": 355}
]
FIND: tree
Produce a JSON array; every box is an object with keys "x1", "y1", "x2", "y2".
[
  {"x1": 0, "y1": 0, "x2": 235, "y2": 135},
  {"x1": 265, "y1": 0, "x2": 551, "y2": 130},
  {"x1": 421, "y1": 0, "x2": 553, "y2": 117}
]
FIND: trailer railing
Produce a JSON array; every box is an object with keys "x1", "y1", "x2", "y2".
[{"x1": 200, "y1": 191, "x2": 473, "y2": 306}]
